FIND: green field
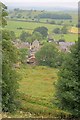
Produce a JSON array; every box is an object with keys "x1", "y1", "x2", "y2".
[
  {"x1": 6, "y1": 20, "x2": 78, "y2": 42},
  {"x1": 6, "y1": 10, "x2": 78, "y2": 42},
  {"x1": 9, "y1": 10, "x2": 77, "y2": 25},
  {"x1": 18, "y1": 65, "x2": 57, "y2": 114},
  {"x1": 8, "y1": 65, "x2": 69, "y2": 118},
  {"x1": 54, "y1": 34, "x2": 78, "y2": 42},
  {"x1": 18, "y1": 65, "x2": 57, "y2": 98},
  {"x1": 1, "y1": 64, "x2": 70, "y2": 118},
  {"x1": 6, "y1": 20, "x2": 62, "y2": 35}
]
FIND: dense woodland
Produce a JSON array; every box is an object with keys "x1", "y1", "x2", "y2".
[{"x1": 1, "y1": 2, "x2": 80, "y2": 119}]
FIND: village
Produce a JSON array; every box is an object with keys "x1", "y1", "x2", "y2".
[
  {"x1": 2, "y1": 0, "x2": 79, "y2": 118},
  {"x1": 12, "y1": 35, "x2": 75, "y2": 65}
]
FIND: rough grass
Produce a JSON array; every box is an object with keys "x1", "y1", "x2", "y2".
[
  {"x1": 14, "y1": 65, "x2": 70, "y2": 117},
  {"x1": 18, "y1": 65, "x2": 58, "y2": 101},
  {"x1": 2, "y1": 65, "x2": 71, "y2": 118},
  {"x1": 16, "y1": 65, "x2": 58, "y2": 117}
]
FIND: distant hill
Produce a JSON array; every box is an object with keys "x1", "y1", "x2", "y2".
[
  {"x1": 7, "y1": 4, "x2": 77, "y2": 11},
  {"x1": 8, "y1": 9, "x2": 77, "y2": 21}
]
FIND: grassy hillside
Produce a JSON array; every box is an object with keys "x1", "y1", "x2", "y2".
[
  {"x1": 8, "y1": 10, "x2": 77, "y2": 23},
  {"x1": 8, "y1": 65, "x2": 69, "y2": 118},
  {"x1": 18, "y1": 65, "x2": 57, "y2": 98}
]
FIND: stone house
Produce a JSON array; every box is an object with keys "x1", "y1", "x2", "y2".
[
  {"x1": 12, "y1": 39, "x2": 30, "y2": 49},
  {"x1": 27, "y1": 40, "x2": 40, "y2": 64},
  {"x1": 31, "y1": 40, "x2": 39, "y2": 51},
  {"x1": 58, "y1": 41, "x2": 75, "y2": 52}
]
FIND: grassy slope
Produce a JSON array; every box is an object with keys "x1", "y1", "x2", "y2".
[
  {"x1": 14, "y1": 65, "x2": 69, "y2": 117},
  {"x1": 18, "y1": 65, "x2": 57, "y2": 107},
  {"x1": 18, "y1": 65, "x2": 57, "y2": 97},
  {"x1": 2, "y1": 65, "x2": 72, "y2": 118}
]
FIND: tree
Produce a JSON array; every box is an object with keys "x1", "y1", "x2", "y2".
[
  {"x1": 2, "y1": 30, "x2": 16, "y2": 41},
  {"x1": 35, "y1": 43, "x2": 59, "y2": 67},
  {"x1": 32, "y1": 32, "x2": 42, "y2": 41},
  {"x1": 0, "y1": 2, "x2": 8, "y2": 27},
  {"x1": 20, "y1": 31, "x2": 31, "y2": 42},
  {"x1": 19, "y1": 48, "x2": 28, "y2": 63},
  {"x1": 38, "y1": 13, "x2": 72, "y2": 19},
  {"x1": 61, "y1": 26, "x2": 68, "y2": 34},
  {"x1": 1, "y1": 3, "x2": 19, "y2": 112},
  {"x1": 2, "y1": 38, "x2": 19, "y2": 112},
  {"x1": 53, "y1": 28, "x2": 61, "y2": 34},
  {"x1": 55, "y1": 42, "x2": 80, "y2": 117},
  {"x1": 10, "y1": 31, "x2": 16, "y2": 40},
  {"x1": 33, "y1": 26, "x2": 48, "y2": 38},
  {"x1": 2, "y1": 30, "x2": 11, "y2": 40},
  {"x1": 26, "y1": 32, "x2": 43, "y2": 43}
]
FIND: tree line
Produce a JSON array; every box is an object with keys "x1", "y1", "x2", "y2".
[{"x1": 37, "y1": 13, "x2": 72, "y2": 19}]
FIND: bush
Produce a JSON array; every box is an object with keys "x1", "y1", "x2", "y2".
[
  {"x1": 20, "y1": 31, "x2": 31, "y2": 42},
  {"x1": 33, "y1": 26, "x2": 48, "y2": 38},
  {"x1": 35, "y1": 43, "x2": 60, "y2": 67},
  {"x1": 53, "y1": 28, "x2": 61, "y2": 34},
  {"x1": 55, "y1": 43, "x2": 80, "y2": 117}
]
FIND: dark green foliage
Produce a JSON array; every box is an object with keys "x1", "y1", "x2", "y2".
[
  {"x1": 10, "y1": 31, "x2": 16, "y2": 40},
  {"x1": 0, "y1": 2, "x2": 8, "y2": 27},
  {"x1": 19, "y1": 48, "x2": 28, "y2": 63},
  {"x1": 37, "y1": 13, "x2": 72, "y2": 19},
  {"x1": 53, "y1": 26, "x2": 68, "y2": 34},
  {"x1": 2, "y1": 30, "x2": 11, "y2": 40},
  {"x1": 1, "y1": 3, "x2": 19, "y2": 112},
  {"x1": 35, "y1": 43, "x2": 60, "y2": 67},
  {"x1": 32, "y1": 32, "x2": 42, "y2": 41},
  {"x1": 2, "y1": 30, "x2": 16, "y2": 41},
  {"x1": 33, "y1": 26, "x2": 48, "y2": 38},
  {"x1": 55, "y1": 43, "x2": 80, "y2": 117},
  {"x1": 2, "y1": 36, "x2": 19, "y2": 112},
  {"x1": 27, "y1": 32, "x2": 43, "y2": 43},
  {"x1": 61, "y1": 26, "x2": 68, "y2": 34},
  {"x1": 58, "y1": 39, "x2": 65, "y2": 42},
  {"x1": 53, "y1": 28, "x2": 61, "y2": 34},
  {"x1": 20, "y1": 31, "x2": 31, "y2": 41}
]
